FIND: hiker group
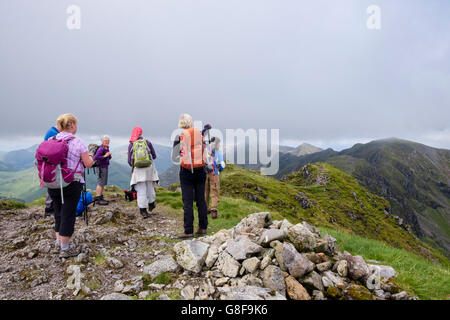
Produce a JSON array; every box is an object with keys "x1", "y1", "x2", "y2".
[{"x1": 37, "y1": 113, "x2": 225, "y2": 258}]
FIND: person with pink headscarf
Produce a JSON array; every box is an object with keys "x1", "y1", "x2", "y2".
[{"x1": 127, "y1": 126, "x2": 158, "y2": 218}]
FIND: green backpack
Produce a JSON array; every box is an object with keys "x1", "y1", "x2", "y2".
[{"x1": 132, "y1": 139, "x2": 152, "y2": 168}]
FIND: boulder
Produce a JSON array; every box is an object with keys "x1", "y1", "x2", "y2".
[
  {"x1": 101, "y1": 293, "x2": 133, "y2": 300},
  {"x1": 260, "y1": 248, "x2": 275, "y2": 259},
  {"x1": 368, "y1": 264, "x2": 396, "y2": 279},
  {"x1": 270, "y1": 240, "x2": 285, "y2": 271},
  {"x1": 242, "y1": 257, "x2": 261, "y2": 274},
  {"x1": 215, "y1": 277, "x2": 230, "y2": 287},
  {"x1": 216, "y1": 251, "x2": 241, "y2": 278},
  {"x1": 380, "y1": 278, "x2": 401, "y2": 294},
  {"x1": 181, "y1": 285, "x2": 196, "y2": 300},
  {"x1": 365, "y1": 272, "x2": 381, "y2": 291},
  {"x1": 334, "y1": 260, "x2": 348, "y2": 277},
  {"x1": 305, "y1": 252, "x2": 322, "y2": 264},
  {"x1": 316, "y1": 261, "x2": 332, "y2": 272},
  {"x1": 260, "y1": 256, "x2": 272, "y2": 270},
  {"x1": 218, "y1": 285, "x2": 286, "y2": 300},
  {"x1": 226, "y1": 236, "x2": 263, "y2": 261},
  {"x1": 301, "y1": 271, "x2": 324, "y2": 292},
  {"x1": 322, "y1": 271, "x2": 346, "y2": 289},
  {"x1": 202, "y1": 229, "x2": 231, "y2": 246},
  {"x1": 174, "y1": 240, "x2": 209, "y2": 273},
  {"x1": 237, "y1": 274, "x2": 263, "y2": 287},
  {"x1": 341, "y1": 252, "x2": 369, "y2": 281},
  {"x1": 285, "y1": 276, "x2": 311, "y2": 300},
  {"x1": 233, "y1": 212, "x2": 272, "y2": 237},
  {"x1": 312, "y1": 290, "x2": 326, "y2": 300},
  {"x1": 106, "y1": 257, "x2": 124, "y2": 269},
  {"x1": 205, "y1": 245, "x2": 219, "y2": 268},
  {"x1": 66, "y1": 265, "x2": 84, "y2": 296},
  {"x1": 143, "y1": 255, "x2": 180, "y2": 280},
  {"x1": 321, "y1": 276, "x2": 333, "y2": 288},
  {"x1": 114, "y1": 276, "x2": 144, "y2": 295},
  {"x1": 138, "y1": 291, "x2": 150, "y2": 299},
  {"x1": 392, "y1": 291, "x2": 410, "y2": 300},
  {"x1": 343, "y1": 284, "x2": 372, "y2": 300},
  {"x1": 374, "y1": 289, "x2": 391, "y2": 300},
  {"x1": 326, "y1": 286, "x2": 343, "y2": 299},
  {"x1": 286, "y1": 223, "x2": 318, "y2": 252},
  {"x1": 282, "y1": 242, "x2": 314, "y2": 278},
  {"x1": 258, "y1": 229, "x2": 285, "y2": 246},
  {"x1": 262, "y1": 265, "x2": 286, "y2": 297},
  {"x1": 279, "y1": 219, "x2": 293, "y2": 234}
]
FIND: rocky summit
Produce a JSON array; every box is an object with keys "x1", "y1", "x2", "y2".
[
  {"x1": 173, "y1": 212, "x2": 416, "y2": 300},
  {"x1": 0, "y1": 191, "x2": 417, "y2": 300}
]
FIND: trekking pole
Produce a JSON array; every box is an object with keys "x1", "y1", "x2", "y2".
[{"x1": 83, "y1": 168, "x2": 88, "y2": 226}]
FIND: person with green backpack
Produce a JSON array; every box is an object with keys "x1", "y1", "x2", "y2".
[{"x1": 127, "y1": 126, "x2": 158, "y2": 219}]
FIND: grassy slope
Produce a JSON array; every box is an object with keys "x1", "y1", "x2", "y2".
[
  {"x1": 0, "y1": 199, "x2": 27, "y2": 210},
  {"x1": 0, "y1": 168, "x2": 45, "y2": 202},
  {"x1": 220, "y1": 163, "x2": 446, "y2": 263},
  {"x1": 328, "y1": 140, "x2": 450, "y2": 256}
]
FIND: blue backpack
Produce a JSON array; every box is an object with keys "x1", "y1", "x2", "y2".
[{"x1": 76, "y1": 191, "x2": 93, "y2": 217}]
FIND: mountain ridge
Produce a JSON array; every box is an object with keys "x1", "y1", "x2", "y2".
[{"x1": 277, "y1": 138, "x2": 450, "y2": 257}]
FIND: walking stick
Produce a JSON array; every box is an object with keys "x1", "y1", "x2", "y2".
[{"x1": 83, "y1": 168, "x2": 89, "y2": 225}]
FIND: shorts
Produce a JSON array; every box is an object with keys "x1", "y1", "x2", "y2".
[{"x1": 97, "y1": 167, "x2": 109, "y2": 187}]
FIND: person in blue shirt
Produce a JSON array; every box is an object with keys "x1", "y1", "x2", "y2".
[
  {"x1": 43, "y1": 124, "x2": 60, "y2": 217},
  {"x1": 44, "y1": 126, "x2": 60, "y2": 141},
  {"x1": 205, "y1": 137, "x2": 226, "y2": 219}
]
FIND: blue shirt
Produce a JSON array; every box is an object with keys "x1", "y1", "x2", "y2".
[
  {"x1": 212, "y1": 150, "x2": 225, "y2": 175},
  {"x1": 44, "y1": 126, "x2": 60, "y2": 141}
]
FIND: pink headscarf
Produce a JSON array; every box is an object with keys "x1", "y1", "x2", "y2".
[{"x1": 129, "y1": 126, "x2": 143, "y2": 142}]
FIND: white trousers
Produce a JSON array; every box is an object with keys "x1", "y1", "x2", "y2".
[{"x1": 134, "y1": 181, "x2": 156, "y2": 209}]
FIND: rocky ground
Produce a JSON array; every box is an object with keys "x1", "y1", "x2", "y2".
[
  {"x1": 0, "y1": 191, "x2": 417, "y2": 300},
  {"x1": 0, "y1": 192, "x2": 186, "y2": 300}
]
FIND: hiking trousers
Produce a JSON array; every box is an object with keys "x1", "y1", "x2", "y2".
[
  {"x1": 134, "y1": 181, "x2": 156, "y2": 209},
  {"x1": 205, "y1": 174, "x2": 221, "y2": 212},
  {"x1": 48, "y1": 181, "x2": 83, "y2": 237},
  {"x1": 180, "y1": 166, "x2": 208, "y2": 234}
]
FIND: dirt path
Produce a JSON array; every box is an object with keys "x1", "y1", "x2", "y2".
[{"x1": 0, "y1": 192, "x2": 185, "y2": 300}]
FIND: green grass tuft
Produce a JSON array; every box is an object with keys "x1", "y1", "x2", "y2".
[
  {"x1": 319, "y1": 227, "x2": 450, "y2": 300},
  {"x1": 0, "y1": 199, "x2": 27, "y2": 210}
]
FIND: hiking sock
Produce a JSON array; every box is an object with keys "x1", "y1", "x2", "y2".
[
  {"x1": 56, "y1": 239, "x2": 61, "y2": 246},
  {"x1": 61, "y1": 242, "x2": 70, "y2": 251}
]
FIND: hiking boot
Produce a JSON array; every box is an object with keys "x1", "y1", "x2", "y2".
[
  {"x1": 51, "y1": 241, "x2": 60, "y2": 254},
  {"x1": 177, "y1": 233, "x2": 194, "y2": 239},
  {"x1": 95, "y1": 196, "x2": 109, "y2": 206},
  {"x1": 59, "y1": 245, "x2": 80, "y2": 259},
  {"x1": 195, "y1": 228, "x2": 207, "y2": 236},
  {"x1": 148, "y1": 202, "x2": 156, "y2": 212},
  {"x1": 140, "y1": 208, "x2": 149, "y2": 219},
  {"x1": 211, "y1": 210, "x2": 218, "y2": 219}
]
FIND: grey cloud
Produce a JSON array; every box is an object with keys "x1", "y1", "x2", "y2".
[{"x1": 0, "y1": 0, "x2": 449, "y2": 149}]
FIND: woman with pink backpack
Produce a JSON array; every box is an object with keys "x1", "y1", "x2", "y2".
[{"x1": 36, "y1": 113, "x2": 94, "y2": 259}]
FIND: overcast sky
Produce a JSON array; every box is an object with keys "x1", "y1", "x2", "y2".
[{"x1": 0, "y1": 0, "x2": 449, "y2": 151}]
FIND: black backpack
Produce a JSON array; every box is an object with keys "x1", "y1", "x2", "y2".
[{"x1": 88, "y1": 144, "x2": 100, "y2": 168}]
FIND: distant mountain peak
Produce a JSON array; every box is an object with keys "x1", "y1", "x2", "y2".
[{"x1": 288, "y1": 142, "x2": 323, "y2": 157}]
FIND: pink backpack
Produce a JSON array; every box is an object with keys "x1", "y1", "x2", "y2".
[{"x1": 35, "y1": 136, "x2": 83, "y2": 203}]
